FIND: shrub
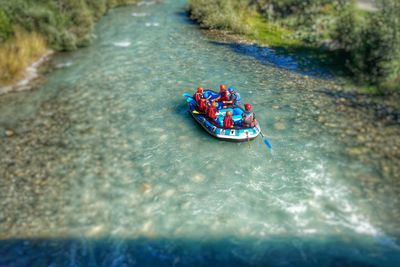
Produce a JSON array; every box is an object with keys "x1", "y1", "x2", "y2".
[
  {"x1": 335, "y1": 0, "x2": 400, "y2": 89},
  {"x1": 0, "y1": 9, "x2": 12, "y2": 42},
  {"x1": 86, "y1": 0, "x2": 107, "y2": 19}
]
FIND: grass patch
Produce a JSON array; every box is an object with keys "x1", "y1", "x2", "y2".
[
  {"x1": 360, "y1": 85, "x2": 381, "y2": 94},
  {"x1": 0, "y1": 30, "x2": 47, "y2": 85},
  {"x1": 244, "y1": 13, "x2": 301, "y2": 47},
  {"x1": 186, "y1": 0, "x2": 249, "y2": 34}
]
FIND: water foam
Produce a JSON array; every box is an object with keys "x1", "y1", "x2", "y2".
[
  {"x1": 302, "y1": 163, "x2": 383, "y2": 238},
  {"x1": 55, "y1": 61, "x2": 73, "y2": 69},
  {"x1": 113, "y1": 41, "x2": 132, "y2": 48},
  {"x1": 145, "y1": 22, "x2": 160, "y2": 27},
  {"x1": 138, "y1": 1, "x2": 156, "y2": 6},
  {"x1": 132, "y1": 12, "x2": 148, "y2": 17}
]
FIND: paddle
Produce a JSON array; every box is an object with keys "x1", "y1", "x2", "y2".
[
  {"x1": 192, "y1": 109, "x2": 226, "y2": 116},
  {"x1": 257, "y1": 128, "x2": 272, "y2": 150},
  {"x1": 191, "y1": 110, "x2": 205, "y2": 115}
]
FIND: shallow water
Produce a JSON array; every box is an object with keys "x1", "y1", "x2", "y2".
[{"x1": 0, "y1": 0, "x2": 399, "y2": 266}]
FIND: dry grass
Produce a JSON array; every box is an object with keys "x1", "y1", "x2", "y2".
[{"x1": 0, "y1": 30, "x2": 47, "y2": 86}]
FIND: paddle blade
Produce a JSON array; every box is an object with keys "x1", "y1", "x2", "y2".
[
  {"x1": 182, "y1": 92, "x2": 192, "y2": 98},
  {"x1": 192, "y1": 110, "x2": 205, "y2": 115},
  {"x1": 262, "y1": 136, "x2": 272, "y2": 150},
  {"x1": 186, "y1": 97, "x2": 194, "y2": 103}
]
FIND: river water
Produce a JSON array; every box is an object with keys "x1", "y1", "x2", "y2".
[{"x1": 0, "y1": 0, "x2": 399, "y2": 266}]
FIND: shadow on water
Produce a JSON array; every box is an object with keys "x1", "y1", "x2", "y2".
[
  {"x1": 1, "y1": 236, "x2": 399, "y2": 267},
  {"x1": 210, "y1": 41, "x2": 350, "y2": 79}
]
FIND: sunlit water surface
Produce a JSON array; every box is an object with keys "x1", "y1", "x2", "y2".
[{"x1": 0, "y1": 0, "x2": 399, "y2": 266}]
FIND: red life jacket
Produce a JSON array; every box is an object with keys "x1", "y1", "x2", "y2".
[
  {"x1": 223, "y1": 115, "x2": 233, "y2": 128},
  {"x1": 199, "y1": 99, "x2": 207, "y2": 112},
  {"x1": 194, "y1": 92, "x2": 203, "y2": 103},
  {"x1": 207, "y1": 107, "x2": 217, "y2": 119},
  {"x1": 219, "y1": 91, "x2": 229, "y2": 102}
]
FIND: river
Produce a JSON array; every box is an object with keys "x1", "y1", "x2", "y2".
[{"x1": 0, "y1": 0, "x2": 399, "y2": 266}]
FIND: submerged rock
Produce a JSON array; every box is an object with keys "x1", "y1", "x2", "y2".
[
  {"x1": 274, "y1": 122, "x2": 286, "y2": 130},
  {"x1": 140, "y1": 182, "x2": 152, "y2": 193},
  {"x1": 5, "y1": 129, "x2": 14, "y2": 137},
  {"x1": 192, "y1": 173, "x2": 205, "y2": 183}
]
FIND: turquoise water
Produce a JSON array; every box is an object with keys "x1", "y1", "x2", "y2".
[{"x1": 0, "y1": 0, "x2": 399, "y2": 266}]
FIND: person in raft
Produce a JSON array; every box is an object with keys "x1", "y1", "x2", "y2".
[
  {"x1": 207, "y1": 101, "x2": 218, "y2": 120},
  {"x1": 194, "y1": 87, "x2": 211, "y2": 112},
  {"x1": 222, "y1": 87, "x2": 240, "y2": 108},
  {"x1": 193, "y1": 87, "x2": 204, "y2": 103},
  {"x1": 198, "y1": 97, "x2": 209, "y2": 112},
  {"x1": 242, "y1": 103, "x2": 257, "y2": 127},
  {"x1": 223, "y1": 110, "x2": 234, "y2": 128},
  {"x1": 215, "y1": 84, "x2": 229, "y2": 104}
]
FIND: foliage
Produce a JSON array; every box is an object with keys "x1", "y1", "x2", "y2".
[
  {"x1": 334, "y1": 0, "x2": 400, "y2": 89},
  {"x1": 0, "y1": 9, "x2": 12, "y2": 42}
]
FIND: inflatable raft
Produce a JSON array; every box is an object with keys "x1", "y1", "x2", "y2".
[{"x1": 185, "y1": 90, "x2": 260, "y2": 141}]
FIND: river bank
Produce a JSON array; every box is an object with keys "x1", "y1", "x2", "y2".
[{"x1": 186, "y1": 0, "x2": 400, "y2": 92}]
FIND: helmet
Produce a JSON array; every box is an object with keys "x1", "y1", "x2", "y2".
[
  {"x1": 228, "y1": 87, "x2": 235, "y2": 93},
  {"x1": 197, "y1": 87, "x2": 203, "y2": 93},
  {"x1": 211, "y1": 101, "x2": 216, "y2": 107},
  {"x1": 219, "y1": 84, "x2": 226, "y2": 91},
  {"x1": 226, "y1": 111, "x2": 232, "y2": 116},
  {"x1": 244, "y1": 103, "x2": 252, "y2": 111}
]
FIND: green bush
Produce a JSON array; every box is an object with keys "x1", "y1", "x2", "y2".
[
  {"x1": 0, "y1": 9, "x2": 12, "y2": 42},
  {"x1": 86, "y1": 0, "x2": 107, "y2": 19},
  {"x1": 335, "y1": 0, "x2": 400, "y2": 89}
]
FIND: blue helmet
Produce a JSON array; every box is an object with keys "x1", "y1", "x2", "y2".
[{"x1": 228, "y1": 87, "x2": 235, "y2": 93}]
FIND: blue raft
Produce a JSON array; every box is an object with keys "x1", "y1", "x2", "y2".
[{"x1": 186, "y1": 90, "x2": 260, "y2": 141}]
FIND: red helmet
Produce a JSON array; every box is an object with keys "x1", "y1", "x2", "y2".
[
  {"x1": 219, "y1": 84, "x2": 226, "y2": 91},
  {"x1": 244, "y1": 103, "x2": 252, "y2": 111},
  {"x1": 197, "y1": 87, "x2": 203, "y2": 93},
  {"x1": 226, "y1": 111, "x2": 232, "y2": 116}
]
